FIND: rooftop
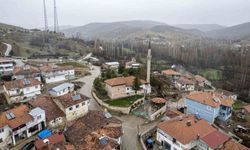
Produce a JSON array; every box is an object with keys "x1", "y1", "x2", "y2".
[
  {"x1": 54, "y1": 92, "x2": 90, "y2": 108},
  {"x1": 219, "y1": 139, "x2": 250, "y2": 150},
  {"x1": 105, "y1": 62, "x2": 119, "y2": 66},
  {"x1": 201, "y1": 130, "x2": 229, "y2": 149},
  {"x1": 13, "y1": 65, "x2": 40, "y2": 75},
  {"x1": 4, "y1": 78, "x2": 41, "y2": 90},
  {"x1": 40, "y1": 64, "x2": 73, "y2": 73},
  {"x1": 195, "y1": 75, "x2": 207, "y2": 83},
  {"x1": 35, "y1": 133, "x2": 65, "y2": 150},
  {"x1": 0, "y1": 57, "x2": 14, "y2": 63},
  {"x1": 49, "y1": 83, "x2": 74, "y2": 93},
  {"x1": 176, "y1": 76, "x2": 195, "y2": 85},
  {"x1": 158, "y1": 115, "x2": 216, "y2": 145},
  {"x1": 151, "y1": 97, "x2": 167, "y2": 104},
  {"x1": 186, "y1": 92, "x2": 234, "y2": 107},
  {"x1": 65, "y1": 111, "x2": 122, "y2": 150},
  {"x1": 0, "y1": 105, "x2": 33, "y2": 129},
  {"x1": 105, "y1": 76, "x2": 146, "y2": 87},
  {"x1": 162, "y1": 69, "x2": 180, "y2": 76},
  {"x1": 28, "y1": 95, "x2": 65, "y2": 122}
]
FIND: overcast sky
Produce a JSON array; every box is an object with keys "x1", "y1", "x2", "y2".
[{"x1": 0, "y1": 0, "x2": 250, "y2": 29}]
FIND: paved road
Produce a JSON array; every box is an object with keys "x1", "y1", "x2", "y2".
[
  {"x1": 2, "y1": 42, "x2": 12, "y2": 57},
  {"x1": 77, "y1": 66, "x2": 159, "y2": 150}
]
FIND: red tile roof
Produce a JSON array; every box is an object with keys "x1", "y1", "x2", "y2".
[
  {"x1": 158, "y1": 115, "x2": 216, "y2": 145},
  {"x1": 0, "y1": 105, "x2": 33, "y2": 129},
  {"x1": 28, "y1": 95, "x2": 65, "y2": 122},
  {"x1": 40, "y1": 65, "x2": 73, "y2": 73},
  {"x1": 105, "y1": 76, "x2": 146, "y2": 87},
  {"x1": 13, "y1": 66, "x2": 40, "y2": 75},
  {"x1": 195, "y1": 75, "x2": 207, "y2": 83},
  {"x1": 220, "y1": 139, "x2": 250, "y2": 150},
  {"x1": 162, "y1": 69, "x2": 180, "y2": 76},
  {"x1": 4, "y1": 78, "x2": 41, "y2": 90},
  {"x1": 186, "y1": 92, "x2": 234, "y2": 107},
  {"x1": 201, "y1": 130, "x2": 229, "y2": 149},
  {"x1": 151, "y1": 97, "x2": 167, "y2": 104},
  {"x1": 176, "y1": 77, "x2": 195, "y2": 85},
  {"x1": 54, "y1": 92, "x2": 90, "y2": 108},
  {"x1": 35, "y1": 133, "x2": 65, "y2": 150}
]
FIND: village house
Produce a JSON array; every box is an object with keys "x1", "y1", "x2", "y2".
[
  {"x1": 125, "y1": 58, "x2": 141, "y2": 69},
  {"x1": 175, "y1": 76, "x2": 195, "y2": 92},
  {"x1": 103, "y1": 62, "x2": 120, "y2": 71},
  {"x1": 157, "y1": 114, "x2": 231, "y2": 150},
  {"x1": 195, "y1": 75, "x2": 212, "y2": 87},
  {"x1": 219, "y1": 139, "x2": 250, "y2": 150},
  {"x1": 28, "y1": 95, "x2": 66, "y2": 128},
  {"x1": 48, "y1": 82, "x2": 74, "y2": 97},
  {"x1": 12, "y1": 65, "x2": 41, "y2": 81},
  {"x1": 104, "y1": 76, "x2": 150, "y2": 99},
  {"x1": 53, "y1": 92, "x2": 90, "y2": 121},
  {"x1": 0, "y1": 57, "x2": 14, "y2": 75},
  {"x1": 64, "y1": 111, "x2": 123, "y2": 150},
  {"x1": 3, "y1": 78, "x2": 42, "y2": 103},
  {"x1": 185, "y1": 92, "x2": 234, "y2": 124},
  {"x1": 35, "y1": 133, "x2": 75, "y2": 150},
  {"x1": 0, "y1": 105, "x2": 46, "y2": 148},
  {"x1": 162, "y1": 69, "x2": 181, "y2": 81},
  {"x1": 40, "y1": 65, "x2": 75, "y2": 84},
  {"x1": 217, "y1": 89, "x2": 238, "y2": 101}
]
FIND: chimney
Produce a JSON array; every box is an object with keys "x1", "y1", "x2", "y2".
[{"x1": 186, "y1": 120, "x2": 191, "y2": 126}]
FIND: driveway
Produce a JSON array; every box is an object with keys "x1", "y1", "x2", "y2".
[{"x1": 77, "y1": 66, "x2": 160, "y2": 150}]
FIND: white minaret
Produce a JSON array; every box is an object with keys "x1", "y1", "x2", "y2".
[{"x1": 146, "y1": 41, "x2": 152, "y2": 83}]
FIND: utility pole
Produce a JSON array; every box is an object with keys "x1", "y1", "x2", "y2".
[
  {"x1": 54, "y1": 0, "x2": 59, "y2": 33},
  {"x1": 43, "y1": 0, "x2": 48, "y2": 32}
]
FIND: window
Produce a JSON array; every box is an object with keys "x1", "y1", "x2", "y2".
[
  {"x1": 69, "y1": 107, "x2": 73, "y2": 111},
  {"x1": 207, "y1": 106, "x2": 211, "y2": 110},
  {"x1": 0, "y1": 138, "x2": 2, "y2": 143},
  {"x1": 0, "y1": 128, "x2": 4, "y2": 133},
  {"x1": 35, "y1": 85, "x2": 38, "y2": 89},
  {"x1": 82, "y1": 102, "x2": 85, "y2": 106},
  {"x1": 26, "y1": 87, "x2": 30, "y2": 91},
  {"x1": 76, "y1": 105, "x2": 79, "y2": 108}
]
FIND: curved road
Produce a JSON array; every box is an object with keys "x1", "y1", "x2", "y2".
[
  {"x1": 2, "y1": 42, "x2": 12, "y2": 57},
  {"x1": 77, "y1": 66, "x2": 159, "y2": 150}
]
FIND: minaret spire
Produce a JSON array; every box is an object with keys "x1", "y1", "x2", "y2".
[{"x1": 146, "y1": 40, "x2": 152, "y2": 83}]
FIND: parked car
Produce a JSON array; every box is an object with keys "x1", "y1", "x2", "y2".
[{"x1": 22, "y1": 140, "x2": 35, "y2": 150}]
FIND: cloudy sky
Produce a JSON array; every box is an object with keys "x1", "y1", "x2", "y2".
[{"x1": 0, "y1": 0, "x2": 250, "y2": 29}]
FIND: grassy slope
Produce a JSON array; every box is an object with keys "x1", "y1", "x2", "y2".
[{"x1": 106, "y1": 95, "x2": 144, "y2": 107}]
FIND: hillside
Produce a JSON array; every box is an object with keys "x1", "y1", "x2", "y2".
[
  {"x1": 175, "y1": 24, "x2": 226, "y2": 32},
  {"x1": 207, "y1": 22, "x2": 250, "y2": 39},
  {"x1": 62, "y1": 20, "x2": 202, "y2": 41},
  {"x1": 0, "y1": 23, "x2": 92, "y2": 58}
]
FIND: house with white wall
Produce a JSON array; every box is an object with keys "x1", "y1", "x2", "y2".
[
  {"x1": 53, "y1": 92, "x2": 90, "y2": 121},
  {"x1": 49, "y1": 83, "x2": 74, "y2": 97},
  {"x1": 3, "y1": 78, "x2": 42, "y2": 103},
  {"x1": 40, "y1": 65, "x2": 75, "y2": 84},
  {"x1": 0, "y1": 57, "x2": 14, "y2": 75},
  {"x1": 156, "y1": 114, "x2": 231, "y2": 150},
  {"x1": 0, "y1": 105, "x2": 46, "y2": 148},
  {"x1": 12, "y1": 65, "x2": 41, "y2": 81},
  {"x1": 175, "y1": 77, "x2": 195, "y2": 92},
  {"x1": 29, "y1": 95, "x2": 66, "y2": 128}
]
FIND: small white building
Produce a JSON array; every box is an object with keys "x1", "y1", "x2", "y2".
[
  {"x1": 53, "y1": 92, "x2": 90, "y2": 121},
  {"x1": 175, "y1": 77, "x2": 195, "y2": 92},
  {"x1": 12, "y1": 65, "x2": 41, "y2": 81},
  {"x1": 0, "y1": 57, "x2": 14, "y2": 75},
  {"x1": 103, "y1": 62, "x2": 119, "y2": 70},
  {"x1": 3, "y1": 78, "x2": 42, "y2": 103},
  {"x1": 40, "y1": 65, "x2": 75, "y2": 84},
  {"x1": 0, "y1": 105, "x2": 46, "y2": 148},
  {"x1": 49, "y1": 83, "x2": 74, "y2": 97},
  {"x1": 125, "y1": 58, "x2": 141, "y2": 69}
]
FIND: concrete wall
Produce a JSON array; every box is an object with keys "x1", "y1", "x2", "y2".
[
  {"x1": 93, "y1": 91, "x2": 144, "y2": 114},
  {"x1": 149, "y1": 105, "x2": 166, "y2": 121},
  {"x1": 65, "y1": 101, "x2": 89, "y2": 121}
]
